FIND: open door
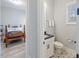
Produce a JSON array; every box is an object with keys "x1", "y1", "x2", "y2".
[
  {"x1": 37, "y1": 0, "x2": 55, "y2": 58},
  {"x1": 76, "y1": 9, "x2": 79, "y2": 58}
]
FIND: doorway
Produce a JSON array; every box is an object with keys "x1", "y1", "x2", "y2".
[{"x1": 0, "y1": 0, "x2": 27, "y2": 58}]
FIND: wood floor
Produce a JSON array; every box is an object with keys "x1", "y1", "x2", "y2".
[{"x1": 1, "y1": 41, "x2": 26, "y2": 58}]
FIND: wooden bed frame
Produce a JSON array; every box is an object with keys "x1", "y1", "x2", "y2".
[
  {"x1": 4, "y1": 24, "x2": 26, "y2": 48},
  {"x1": 0, "y1": 25, "x2": 4, "y2": 41}
]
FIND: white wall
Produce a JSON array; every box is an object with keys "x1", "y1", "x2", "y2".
[
  {"x1": 46, "y1": 0, "x2": 54, "y2": 35},
  {"x1": 0, "y1": 1, "x2": 2, "y2": 57},
  {"x1": 0, "y1": 7, "x2": 1, "y2": 57},
  {"x1": 54, "y1": 0, "x2": 77, "y2": 50},
  {"x1": 1, "y1": 7, "x2": 26, "y2": 25},
  {"x1": 27, "y1": 0, "x2": 38, "y2": 57}
]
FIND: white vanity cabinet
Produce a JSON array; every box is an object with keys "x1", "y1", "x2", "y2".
[
  {"x1": 46, "y1": 37, "x2": 55, "y2": 57},
  {"x1": 43, "y1": 36, "x2": 55, "y2": 58}
]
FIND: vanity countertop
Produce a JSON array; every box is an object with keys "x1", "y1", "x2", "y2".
[{"x1": 44, "y1": 34, "x2": 54, "y2": 40}]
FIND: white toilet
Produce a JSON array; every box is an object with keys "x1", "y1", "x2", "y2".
[{"x1": 54, "y1": 41, "x2": 64, "y2": 54}]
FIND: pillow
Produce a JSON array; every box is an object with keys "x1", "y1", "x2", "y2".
[{"x1": 8, "y1": 27, "x2": 23, "y2": 32}]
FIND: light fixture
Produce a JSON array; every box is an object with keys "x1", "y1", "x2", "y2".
[
  {"x1": 44, "y1": 2, "x2": 47, "y2": 9},
  {"x1": 8, "y1": 0, "x2": 23, "y2": 5}
]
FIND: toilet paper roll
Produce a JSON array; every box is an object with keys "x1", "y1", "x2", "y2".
[{"x1": 68, "y1": 39, "x2": 73, "y2": 42}]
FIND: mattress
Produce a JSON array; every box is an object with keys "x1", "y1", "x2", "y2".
[{"x1": 6, "y1": 31, "x2": 24, "y2": 39}]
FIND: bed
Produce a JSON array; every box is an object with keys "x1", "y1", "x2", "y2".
[{"x1": 4, "y1": 24, "x2": 26, "y2": 48}]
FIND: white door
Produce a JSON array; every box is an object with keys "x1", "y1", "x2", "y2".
[
  {"x1": 0, "y1": 38, "x2": 1, "y2": 57},
  {"x1": 38, "y1": 0, "x2": 54, "y2": 57},
  {"x1": 76, "y1": 16, "x2": 79, "y2": 54},
  {"x1": 0, "y1": 26, "x2": 2, "y2": 57}
]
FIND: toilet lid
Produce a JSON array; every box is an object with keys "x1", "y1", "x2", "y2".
[{"x1": 55, "y1": 41, "x2": 64, "y2": 47}]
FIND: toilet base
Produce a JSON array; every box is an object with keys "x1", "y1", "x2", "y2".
[{"x1": 55, "y1": 47, "x2": 64, "y2": 54}]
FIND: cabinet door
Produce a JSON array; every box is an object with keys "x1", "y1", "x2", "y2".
[
  {"x1": 42, "y1": 39, "x2": 48, "y2": 57},
  {"x1": 42, "y1": 37, "x2": 54, "y2": 58},
  {"x1": 46, "y1": 37, "x2": 54, "y2": 57}
]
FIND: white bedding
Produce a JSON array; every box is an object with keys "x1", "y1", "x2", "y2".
[{"x1": 7, "y1": 27, "x2": 23, "y2": 32}]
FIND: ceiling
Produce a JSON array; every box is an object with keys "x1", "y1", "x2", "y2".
[
  {"x1": 45, "y1": 0, "x2": 54, "y2": 7},
  {"x1": 77, "y1": 0, "x2": 79, "y2": 3},
  {"x1": 0, "y1": 0, "x2": 27, "y2": 11}
]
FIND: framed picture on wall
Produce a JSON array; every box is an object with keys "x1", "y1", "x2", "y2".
[
  {"x1": 77, "y1": 8, "x2": 79, "y2": 15},
  {"x1": 66, "y1": 1, "x2": 79, "y2": 24}
]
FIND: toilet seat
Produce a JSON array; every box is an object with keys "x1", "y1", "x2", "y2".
[
  {"x1": 54, "y1": 41, "x2": 65, "y2": 54},
  {"x1": 54, "y1": 41, "x2": 64, "y2": 48}
]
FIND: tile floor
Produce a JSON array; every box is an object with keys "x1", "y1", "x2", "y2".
[{"x1": 52, "y1": 47, "x2": 76, "y2": 58}]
